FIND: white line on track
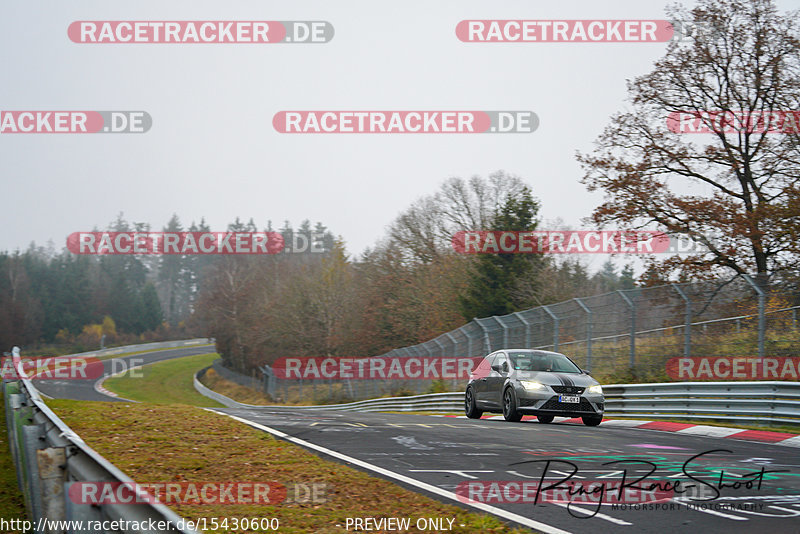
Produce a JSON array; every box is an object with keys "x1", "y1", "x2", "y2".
[{"x1": 210, "y1": 410, "x2": 574, "y2": 534}]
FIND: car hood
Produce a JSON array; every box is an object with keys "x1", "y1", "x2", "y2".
[{"x1": 515, "y1": 371, "x2": 598, "y2": 388}]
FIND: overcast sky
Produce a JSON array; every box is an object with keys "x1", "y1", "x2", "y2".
[{"x1": 2, "y1": 0, "x2": 799, "y2": 273}]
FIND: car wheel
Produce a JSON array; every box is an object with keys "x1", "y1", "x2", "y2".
[
  {"x1": 582, "y1": 415, "x2": 602, "y2": 426},
  {"x1": 465, "y1": 387, "x2": 483, "y2": 419},
  {"x1": 537, "y1": 415, "x2": 554, "y2": 424},
  {"x1": 502, "y1": 388, "x2": 523, "y2": 422}
]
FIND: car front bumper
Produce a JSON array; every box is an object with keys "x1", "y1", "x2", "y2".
[{"x1": 513, "y1": 384, "x2": 604, "y2": 417}]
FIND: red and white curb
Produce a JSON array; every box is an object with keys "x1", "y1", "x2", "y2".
[
  {"x1": 437, "y1": 414, "x2": 800, "y2": 448},
  {"x1": 93, "y1": 378, "x2": 119, "y2": 398},
  {"x1": 93, "y1": 366, "x2": 145, "y2": 402}
]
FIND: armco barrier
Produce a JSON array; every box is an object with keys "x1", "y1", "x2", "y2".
[
  {"x1": 194, "y1": 371, "x2": 800, "y2": 427},
  {"x1": 62, "y1": 338, "x2": 212, "y2": 360},
  {"x1": 4, "y1": 347, "x2": 201, "y2": 534},
  {"x1": 603, "y1": 381, "x2": 800, "y2": 426}
]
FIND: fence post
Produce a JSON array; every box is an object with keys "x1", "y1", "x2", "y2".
[
  {"x1": 494, "y1": 316, "x2": 509, "y2": 348},
  {"x1": 476, "y1": 319, "x2": 491, "y2": 353},
  {"x1": 617, "y1": 290, "x2": 636, "y2": 367},
  {"x1": 541, "y1": 305, "x2": 559, "y2": 352},
  {"x1": 444, "y1": 332, "x2": 459, "y2": 390},
  {"x1": 573, "y1": 298, "x2": 592, "y2": 370},
  {"x1": 433, "y1": 338, "x2": 446, "y2": 393},
  {"x1": 742, "y1": 274, "x2": 766, "y2": 359},
  {"x1": 672, "y1": 283, "x2": 692, "y2": 358},
  {"x1": 513, "y1": 311, "x2": 531, "y2": 347}
]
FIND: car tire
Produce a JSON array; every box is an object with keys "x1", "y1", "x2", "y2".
[
  {"x1": 465, "y1": 387, "x2": 483, "y2": 419},
  {"x1": 502, "y1": 388, "x2": 523, "y2": 422},
  {"x1": 537, "y1": 415, "x2": 554, "y2": 424},
  {"x1": 582, "y1": 415, "x2": 603, "y2": 426}
]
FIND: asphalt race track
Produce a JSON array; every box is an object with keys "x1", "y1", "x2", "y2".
[
  {"x1": 30, "y1": 346, "x2": 800, "y2": 533},
  {"x1": 212, "y1": 406, "x2": 800, "y2": 534},
  {"x1": 33, "y1": 344, "x2": 215, "y2": 401}
]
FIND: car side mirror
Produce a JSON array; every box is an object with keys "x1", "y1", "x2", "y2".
[
  {"x1": 582, "y1": 369, "x2": 591, "y2": 375},
  {"x1": 491, "y1": 363, "x2": 502, "y2": 372}
]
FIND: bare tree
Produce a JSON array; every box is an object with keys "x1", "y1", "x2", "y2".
[
  {"x1": 578, "y1": 0, "x2": 800, "y2": 286},
  {"x1": 389, "y1": 171, "x2": 528, "y2": 263}
]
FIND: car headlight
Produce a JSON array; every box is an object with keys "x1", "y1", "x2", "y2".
[
  {"x1": 587, "y1": 385, "x2": 603, "y2": 395},
  {"x1": 520, "y1": 380, "x2": 547, "y2": 391}
]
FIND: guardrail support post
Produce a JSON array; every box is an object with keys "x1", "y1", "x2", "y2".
[
  {"x1": 22, "y1": 424, "x2": 46, "y2": 527},
  {"x1": 37, "y1": 447, "x2": 67, "y2": 527}
]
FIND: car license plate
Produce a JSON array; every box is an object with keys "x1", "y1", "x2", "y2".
[{"x1": 558, "y1": 395, "x2": 580, "y2": 403}]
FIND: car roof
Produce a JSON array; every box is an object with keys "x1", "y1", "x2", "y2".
[{"x1": 496, "y1": 349, "x2": 565, "y2": 356}]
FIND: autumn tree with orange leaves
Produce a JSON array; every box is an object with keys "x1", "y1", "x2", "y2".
[{"x1": 578, "y1": 0, "x2": 800, "y2": 288}]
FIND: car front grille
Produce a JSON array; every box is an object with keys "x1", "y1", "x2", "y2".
[
  {"x1": 551, "y1": 386, "x2": 585, "y2": 395},
  {"x1": 539, "y1": 396, "x2": 595, "y2": 412}
]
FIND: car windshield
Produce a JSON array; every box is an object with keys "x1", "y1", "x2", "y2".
[{"x1": 508, "y1": 352, "x2": 581, "y2": 373}]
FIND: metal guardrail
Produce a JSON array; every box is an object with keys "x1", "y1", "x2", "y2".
[
  {"x1": 603, "y1": 381, "x2": 800, "y2": 426},
  {"x1": 195, "y1": 371, "x2": 800, "y2": 427},
  {"x1": 194, "y1": 367, "x2": 463, "y2": 412},
  {"x1": 4, "y1": 347, "x2": 201, "y2": 534},
  {"x1": 63, "y1": 338, "x2": 213, "y2": 360}
]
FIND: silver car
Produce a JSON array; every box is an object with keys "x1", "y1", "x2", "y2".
[{"x1": 464, "y1": 349, "x2": 604, "y2": 426}]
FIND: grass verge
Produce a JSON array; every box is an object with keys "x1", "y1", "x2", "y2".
[
  {"x1": 199, "y1": 368, "x2": 272, "y2": 405},
  {"x1": 47, "y1": 400, "x2": 529, "y2": 534},
  {"x1": 55, "y1": 351, "x2": 530, "y2": 533},
  {"x1": 103, "y1": 352, "x2": 223, "y2": 407}
]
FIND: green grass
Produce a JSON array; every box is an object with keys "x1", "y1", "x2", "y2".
[
  {"x1": 47, "y1": 359, "x2": 531, "y2": 534},
  {"x1": 46, "y1": 400, "x2": 529, "y2": 534},
  {"x1": 0, "y1": 389, "x2": 27, "y2": 523},
  {"x1": 103, "y1": 352, "x2": 223, "y2": 407}
]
